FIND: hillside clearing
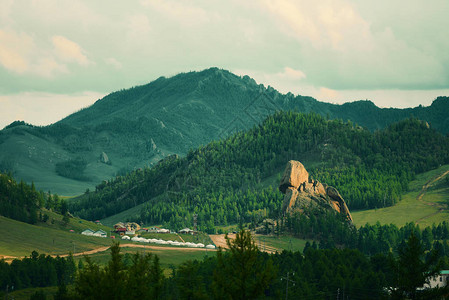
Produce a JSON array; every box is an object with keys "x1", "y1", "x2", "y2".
[{"x1": 352, "y1": 164, "x2": 449, "y2": 227}]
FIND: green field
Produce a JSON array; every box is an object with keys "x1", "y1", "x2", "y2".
[
  {"x1": 100, "y1": 198, "x2": 155, "y2": 227},
  {"x1": 7, "y1": 286, "x2": 59, "y2": 300},
  {"x1": 74, "y1": 246, "x2": 213, "y2": 270},
  {"x1": 0, "y1": 213, "x2": 114, "y2": 257},
  {"x1": 255, "y1": 234, "x2": 310, "y2": 252},
  {"x1": 352, "y1": 164, "x2": 449, "y2": 228}
]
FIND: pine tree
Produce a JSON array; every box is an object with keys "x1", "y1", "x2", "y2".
[
  {"x1": 213, "y1": 229, "x2": 276, "y2": 299},
  {"x1": 391, "y1": 232, "x2": 444, "y2": 299}
]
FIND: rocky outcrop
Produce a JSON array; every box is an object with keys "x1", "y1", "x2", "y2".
[
  {"x1": 99, "y1": 152, "x2": 110, "y2": 165},
  {"x1": 279, "y1": 160, "x2": 309, "y2": 193},
  {"x1": 279, "y1": 160, "x2": 353, "y2": 222}
]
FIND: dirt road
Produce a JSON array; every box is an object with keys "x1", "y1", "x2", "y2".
[
  {"x1": 209, "y1": 234, "x2": 236, "y2": 249},
  {"x1": 415, "y1": 170, "x2": 449, "y2": 224},
  {"x1": 209, "y1": 233, "x2": 279, "y2": 254},
  {"x1": 1, "y1": 242, "x2": 216, "y2": 263}
]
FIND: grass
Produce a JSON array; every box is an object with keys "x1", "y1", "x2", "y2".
[
  {"x1": 178, "y1": 232, "x2": 213, "y2": 245},
  {"x1": 100, "y1": 198, "x2": 154, "y2": 227},
  {"x1": 74, "y1": 246, "x2": 212, "y2": 270},
  {"x1": 8, "y1": 286, "x2": 59, "y2": 300},
  {"x1": 255, "y1": 234, "x2": 310, "y2": 252},
  {"x1": 352, "y1": 164, "x2": 449, "y2": 228},
  {"x1": 0, "y1": 215, "x2": 114, "y2": 257}
]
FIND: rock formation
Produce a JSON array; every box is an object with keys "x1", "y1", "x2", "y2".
[
  {"x1": 279, "y1": 160, "x2": 353, "y2": 222},
  {"x1": 99, "y1": 152, "x2": 110, "y2": 164}
]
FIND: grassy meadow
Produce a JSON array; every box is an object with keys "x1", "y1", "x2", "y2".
[
  {"x1": 0, "y1": 213, "x2": 113, "y2": 257},
  {"x1": 352, "y1": 164, "x2": 449, "y2": 228},
  {"x1": 255, "y1": 234, "x2": 310, "y2": 253}
]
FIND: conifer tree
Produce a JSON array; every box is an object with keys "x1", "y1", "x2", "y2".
[{"x1": 213, "y1": 229, "x2": 276, "y2": 299}]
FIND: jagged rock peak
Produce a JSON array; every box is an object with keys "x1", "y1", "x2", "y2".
[{"x1": 279, "y1": 160, "x2": 353, "y2": 222}]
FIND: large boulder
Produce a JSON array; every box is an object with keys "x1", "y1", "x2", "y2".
[
  {"x1": 279, "y1": 160, "x2": 353, "y2": 222},
  {"x1": 279, "y1": 160, "x2": 309, "y2": 193}
]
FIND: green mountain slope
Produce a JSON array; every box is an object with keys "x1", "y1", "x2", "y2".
[
  {"x1": 69, "y1": 112, "x2": 449, "y2": 231},
  {"x1": 1, "y1": 68, "x2": 448, "y2": 195}
]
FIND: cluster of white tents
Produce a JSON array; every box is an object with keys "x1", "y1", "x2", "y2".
[
  {"x1": 81, "y1": 229, "x2": 107, "y2": 238},
  {"x1": 122, "y1": 235, "x2": 216, "y2": 249}
]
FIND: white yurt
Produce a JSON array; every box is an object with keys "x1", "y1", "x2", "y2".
[
  {"x1": 121, "y1": 235, "x2": 130, "y2": 240},
  {"x1": 205, "y1": 244, "x2": 216, "y2": 249}
]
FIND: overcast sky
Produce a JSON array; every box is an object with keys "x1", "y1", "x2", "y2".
[{"x1": 1, "y1": 0, "x2": 449, "y2": 129}]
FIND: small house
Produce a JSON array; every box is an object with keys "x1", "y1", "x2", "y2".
[
  {"x1": 427, "y1": 270, "x2": 449, "y2": 288},
  {"x1": 81, "y1": 229, "x2": 94, "y2": 236},
  {"x1": 115, "y1": 227, "x2": 126, "y2": 234},
  {"x1": 114, "y1": 222, "x2": 126, "y2": 230},
  {"x1": 148, "y1": 227, "x2": 159, "y2": 233},
  {"x1": 179, "y1": 228, "x2": 194, "y2": 234},
  {"x1": 93, "y1": 229, "x2": 107, "y2": 238}
]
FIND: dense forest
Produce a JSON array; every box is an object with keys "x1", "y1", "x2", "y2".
[
  {"x1": 0, "y1": 173, "x2": 42, "y2": 224},
  {"x1": 0, "y1": 252, "x2": 76, "y2": 291},
  {"x1": 69, "y1": 112, "x2": 449, "y2": 230},
  {"x1": 0, "y1": 172, "x2": 70, "y2": 224}
]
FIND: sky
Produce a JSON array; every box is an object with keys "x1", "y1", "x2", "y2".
[{"x1": 1, "y1": 0, "x2": 449, "y2": 129}]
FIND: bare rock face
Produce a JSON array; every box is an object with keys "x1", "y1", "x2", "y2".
[
  {"x1": 100, "y1": 152, "x2": 110, "y2": 164},
  {"x1": 279, "y1": 160, "x2": 309, "y2": 193},
  {"x1": 279, "y1": 160, "x2": 353, "y2": 222}
]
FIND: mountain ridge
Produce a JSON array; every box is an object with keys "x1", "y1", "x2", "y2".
[{"x1": 1, "y1": 67, "x2": 448, "y2": 195}]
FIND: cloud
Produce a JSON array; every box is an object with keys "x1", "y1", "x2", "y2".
[
  {"x1": 0, "y1": 29, "x2": 68, "y2": 78},
  {"x1": 0, "y1": 0, "x2": 448, "y2": 102},
  {"x1": 317, "y1": 87, "x2": 340, "y2": 101},
  {"x1": 262, "y1": 0, "x2": 370, "y2": 50},
  {"x1": 52, "y1": 35, "x2": 90, "y2": 66},
  {"x1": 140, "y1": 0, "x2": 211, "y2": 26},
  {"x1": 0, "y1": 29, "x2": 33, "y2": 73},
  {"x1": 105, "y1": 58, "x2": 122, "y2": 69},
  {"x1": 127, "y1": 14, "x2": 152, "y2": 38},
  {"x1": 278, "y1": 67, "x2": 306, "y2": 80}
]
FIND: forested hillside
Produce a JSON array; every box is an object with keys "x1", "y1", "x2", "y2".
[
  {"x1": 1, "y1": 68, "x2": 448, "y2": 196},
  {"x1": 0, "y1": 172, "x2": 70, "y2": 224},
  {"x1": 69, "y1": 112, "x2": 449, "y2": 230}
]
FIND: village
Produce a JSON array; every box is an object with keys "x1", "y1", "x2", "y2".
[{"x1": 80, "y1": 222, "x2": 216, "y2": 249}]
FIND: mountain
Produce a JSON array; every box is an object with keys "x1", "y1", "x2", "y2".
[
  {"x1": 1, "y1": 67, "x2": 448, "y2": 195},
  {"x1": 68, "y1": 112, "x2": 449, "y2": 231}
]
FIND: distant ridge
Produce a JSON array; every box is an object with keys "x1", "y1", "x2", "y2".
[{"x1": 0, "y1": 67, "x2": 448, "y2": 195}]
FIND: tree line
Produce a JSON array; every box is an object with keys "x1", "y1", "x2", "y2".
[
  {"x1": 0, "y1": 172, "x2": 70, "y2": 224},
  {"x1": 0, "y1": 252, "x2": 75, "y2": 292}
]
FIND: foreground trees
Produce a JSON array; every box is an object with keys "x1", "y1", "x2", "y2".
[
  {"x1": 74, "y1": 242, "x2": 163, "y2": 300},
  {"x1": 213, "y1": 230, "x2": 275, "y2": 299},
  {"x1": 391, "y1": 232, "x2": 448, "y2": 299}
]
